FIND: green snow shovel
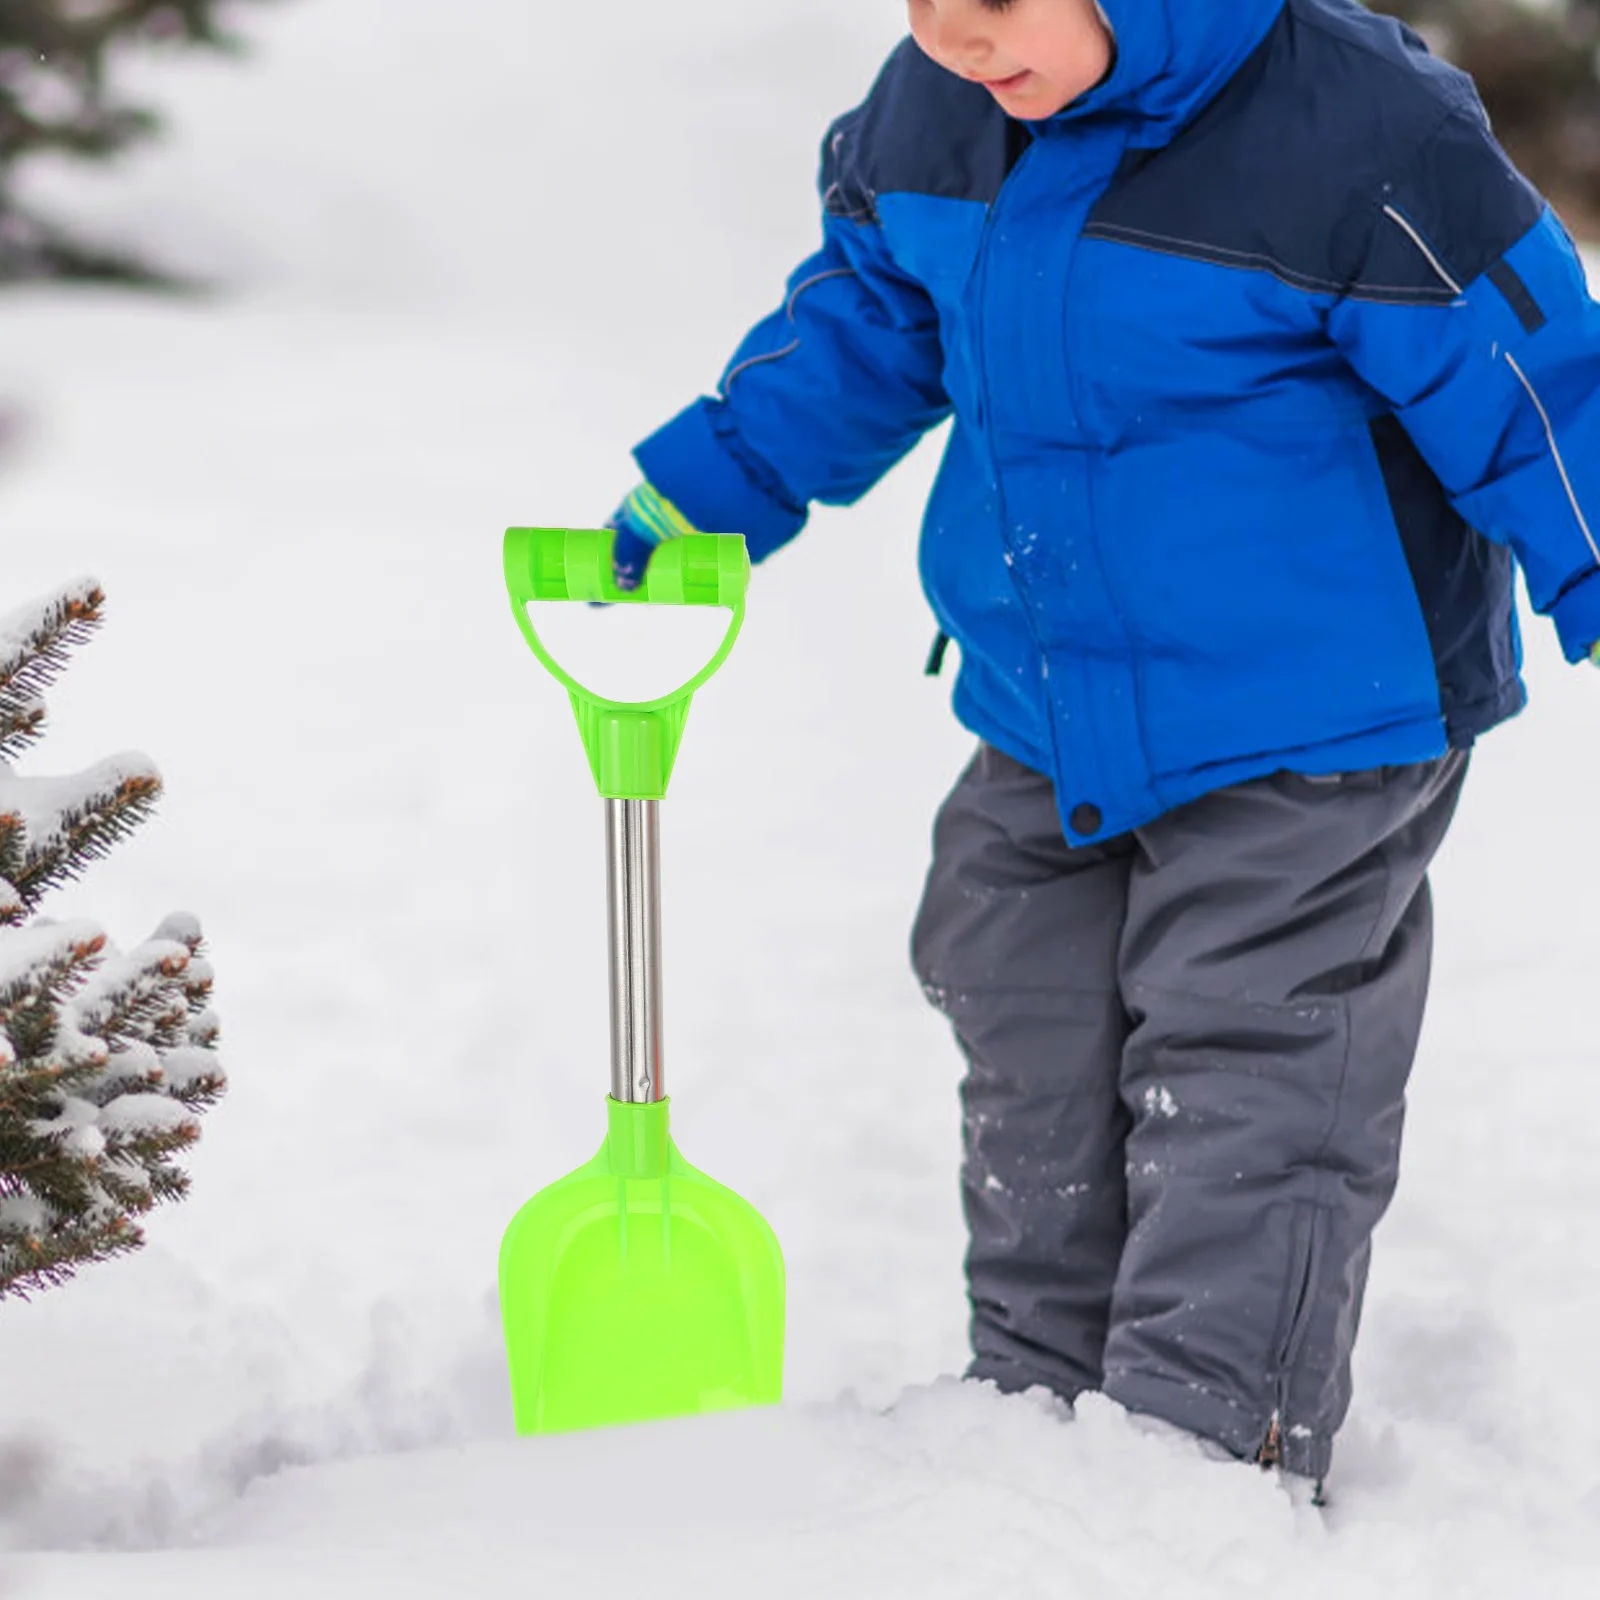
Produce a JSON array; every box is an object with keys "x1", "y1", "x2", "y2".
[{"x1": 498, "y1": 526, "x2": 785, "y2": 1435}]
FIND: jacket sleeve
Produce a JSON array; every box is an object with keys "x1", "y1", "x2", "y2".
[
  {"x1": 632, "y1": 152, "x2": 951, "y2": 563},
  {"x1": 1326, "y1": 103, "x2": 1600, "y2": 662}
]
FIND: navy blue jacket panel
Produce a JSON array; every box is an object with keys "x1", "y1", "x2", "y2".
[{"x1": 633, "y1": 0, "x2": 1600, "y2": 842}]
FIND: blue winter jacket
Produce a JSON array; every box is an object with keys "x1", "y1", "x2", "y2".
[{"x1": 632, "y1": 0, "x2": 1600, "y2": 843}]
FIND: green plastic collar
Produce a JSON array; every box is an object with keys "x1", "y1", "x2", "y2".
[{"x1": 503, "y1": 527, "x2": 749, "y2": 800}]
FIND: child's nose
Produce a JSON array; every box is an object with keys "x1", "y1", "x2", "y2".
[{"x1": 931, "y1": 12, "x2": 991, "y2": 70}]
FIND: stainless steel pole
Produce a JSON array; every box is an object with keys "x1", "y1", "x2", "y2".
[{"x1": 606, "y1": 798, "x2": 665, "y2": 1104}]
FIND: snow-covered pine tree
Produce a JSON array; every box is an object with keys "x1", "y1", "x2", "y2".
[
  {"x1": 0, "y1": 1, "x2": 264, "y2": 283},
  {"x1": 0, "y1": 578, "x2": 224, "y2": 1300}
]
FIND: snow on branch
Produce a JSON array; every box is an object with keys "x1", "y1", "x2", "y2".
[
  {"x1": 0, "y1": 582, "x2": 224, "y2": 1301},
  {"x1": 0, "y1": 758, "x2": 164, "y2": 922},
  {"x1": 0, "y1": 578, "x2": 103, "y2": 759},
  {"x1": 0, "y1": 909, "x2": 225, "y2": 1299}
]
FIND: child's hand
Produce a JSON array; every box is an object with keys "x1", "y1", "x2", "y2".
[
  {"x1": 586, "y1": 483, "x2": 704, "y2": 608},
  {"x1": 607, "y1": 483, "x2": 702, "y2": 591}
]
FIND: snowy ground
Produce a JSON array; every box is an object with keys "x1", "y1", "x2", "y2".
[{"x1": 2, "y1": 3, "x2": 1598, "y2": 1594}]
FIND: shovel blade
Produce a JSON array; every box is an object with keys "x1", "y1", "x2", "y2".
[{"x1": 499, "y1": 1098, "x2": 785, "y2": 1435}]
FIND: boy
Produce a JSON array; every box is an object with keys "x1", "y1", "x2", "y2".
[{"x1": 600, "y1": 0, "x2": 1600, "y2": 1489}]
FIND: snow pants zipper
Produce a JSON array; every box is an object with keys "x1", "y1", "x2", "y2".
[{"x1": 1259, "y1": 1203, "x2": 1325, "y2": 1465}]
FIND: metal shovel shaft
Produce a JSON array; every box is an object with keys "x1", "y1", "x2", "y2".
[{"x1": 606, "y1": 798, "x2": 664, "y2": 1104}]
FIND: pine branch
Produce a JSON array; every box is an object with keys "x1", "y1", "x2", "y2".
[
  {"x1": 0, "y1": 1202, "x2": 142, "y2": 1299},
  {"x1": 0, "y1": 578, "x2": 225, "y2": 1303},
  {"x1": 1, "y1": 915, "x2": 224, "y2": 1299},
  {"x1": 0, "y1": 815, "x2": 19, "y2": 916},
  {"x1": 0, "y1": 758, "x2": 163, "y2": 915},
  {"x1": 0, "y1": 920, "x2": 109, "y2": 1068},
  {"x1": 0, "y1": 1061, "x2": 208, "y2": 1295},
  {"x1": 0, "y1": 203, "x2": 193, "y2": 289},
  {"x1": 69, "y1": 929, "x2": 222, "y2": 1108},
  {"x1": 0, "y1": 579, "x2": 102, "y2": 758},
  {"x1": 1, "y1": 2, "x2": 269, "y2": 285},
  {"x1": 0, "y1": 95, "x2": 156, "y2": 164},
  {"x1": 0, "y1": 697, "x2": 44, "y2": 757}
]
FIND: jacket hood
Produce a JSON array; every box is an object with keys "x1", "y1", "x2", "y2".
[{"x1": 1054, "y1": 0, "x2": 1286, "y2": 137}]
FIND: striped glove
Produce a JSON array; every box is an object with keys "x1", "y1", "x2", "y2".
[{"x1": 606, "y1": 482, "x2": 703, "y2": 591}]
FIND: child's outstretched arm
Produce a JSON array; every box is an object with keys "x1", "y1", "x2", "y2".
[
  {"x1": 610, "y1": 124, "x2": 952, "y2": 583},
  {"x1": 1325, "y1": 100, "x2": 1600, "y2": 664}
]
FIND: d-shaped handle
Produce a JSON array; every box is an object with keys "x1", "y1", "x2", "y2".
[{"x1": 503, "y1": 527, "x2": 750, "y2": 800}]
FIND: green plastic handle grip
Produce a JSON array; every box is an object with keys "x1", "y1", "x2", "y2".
[{"x1": 503, "y1": 527, "x2": 750, "y2": 800}]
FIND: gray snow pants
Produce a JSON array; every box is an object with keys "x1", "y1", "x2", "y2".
[{"x1": 910, "y1": 743, "x2": 1468, "y2": 1479}]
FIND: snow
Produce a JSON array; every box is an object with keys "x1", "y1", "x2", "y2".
[
  {"x1": 0, "y1": 1198, "x2": 48, "y2": 1237},
  {"x1": 0, "y1": 758, "x2": 163, "y2": 856},
  {"x1": 93, "y1": 1093, "x2": 195, "y2": 1140},
  {"x1": 1, "y1": 2, "x2": 1598, "y2": 1594},
  {"x1": 0, "y1": 922, "x2": 107, "y2": 998},
  {"x1": 154, "y1": 1047, "x2": 219, "y2": 1095},
  {"x1": 0, "y1": 581, "x2": 100, "y2": 663},
  {"x1": 1142, "y1": 1085, "x2": 1179, "y2": 1120}
]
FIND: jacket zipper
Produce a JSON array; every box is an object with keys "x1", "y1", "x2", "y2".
[
  {"x1": 971, "y1": 140, "x2": 1056, "y2": 702},
  {"x1": 972, "y1": 139, "x2": 1037, "y2": 474}
]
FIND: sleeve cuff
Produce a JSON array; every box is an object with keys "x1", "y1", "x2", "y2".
[
  {"x1": 633, "y1": 399, "x2": 808, "y2": 564},
  {"x1": 1550, "y1": 566, "x2": 1600, "y2": 663}
]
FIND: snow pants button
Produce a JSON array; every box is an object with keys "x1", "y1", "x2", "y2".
[{"x1": 1069, "y1": 803, "x2": 1103, "y2": 837}]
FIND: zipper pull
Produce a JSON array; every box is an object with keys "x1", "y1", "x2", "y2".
[{"x1": 925, "y1": 630, "x2": 952, "y2": 678}]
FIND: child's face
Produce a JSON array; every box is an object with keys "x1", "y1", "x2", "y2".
[{"x1": 907, "y1": 0, "x2": 1115, "y2": 119}]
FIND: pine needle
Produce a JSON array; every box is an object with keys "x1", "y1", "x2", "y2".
[
  {"x1": 0, "y1": 580, "x2": 103, "y2": 760},
  {"x1": 0, "y1": 579, "x2": 225, "y2": 1301}
]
